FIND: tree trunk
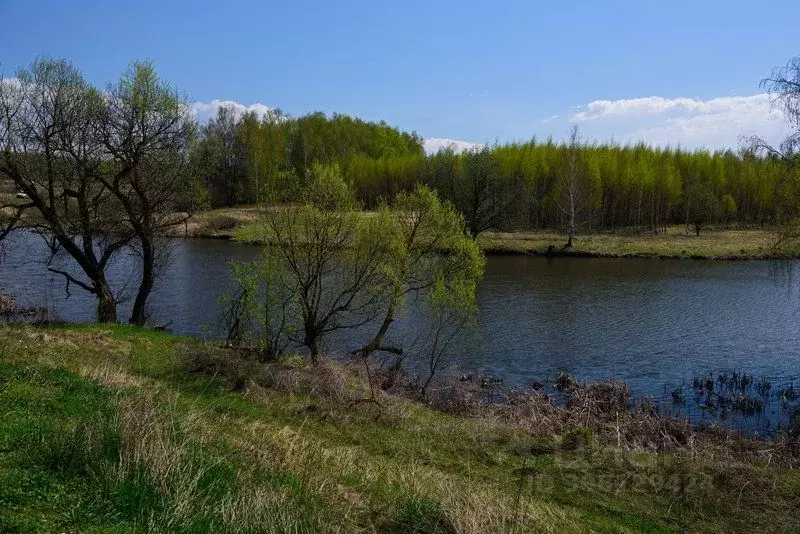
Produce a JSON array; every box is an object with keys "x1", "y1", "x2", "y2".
[
  {"x1": 95, "y1": 279, "x2": 117, "y2": 323},
  {"x1": 359, "y1": 300, "x2": 398, "y2": 360},
  {"x1": 308, "y1": 337, "x2": 320, "y2": 363},
  {"x1": 303, "y1": 318, "x2": 321, "y2": 363},
  {"x1": 129, "y1": 237, "x2": 154, "y2": 326}
]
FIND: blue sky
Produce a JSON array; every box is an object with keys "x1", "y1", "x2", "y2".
[{"x1": 1, "y1": 0, "x2": 798, "y2": 151}]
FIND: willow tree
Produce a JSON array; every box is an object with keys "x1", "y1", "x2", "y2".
[
  {"x1": 255, "y1": 163, "x2": 390, "y2": 361},
  {"x1": 354, "y1": 185, "x2": 484, "y2": 361},
  {"x1": 98, "y1": 62, "x2": 196, "y2": 326},
  {"x1": 756, "y1": 57, "x2": 800, "y2": 164},
  {"x1": 749, "y1": 57, "x2": 800, "y2": 251},
  {"x1": 221, "y1": 253, "x2": 297, "y2": 360},
  {"x1": 0, "y1": 58, "x2": 132, "y2": 322}
]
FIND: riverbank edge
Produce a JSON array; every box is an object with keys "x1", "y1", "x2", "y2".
[
  {"x1": 1, "y1": 322, "x2": 798, "y2": 532},
  {"x1": 178, "y1": 209, "x2": 791, "y2": 260},
  {"x1": 8, "y1": 202, "x2": 790, "y2": 260}
]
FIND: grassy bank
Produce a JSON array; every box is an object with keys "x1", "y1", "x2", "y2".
[
  {"x1": 477, "y1": 227, "x2": 780, "y2": 259},
  {"x1": 7, "y1": 202, "x2": 784, "y2": 259},
  {"x1": 1, "y1": 324, "x2": 799, "y2": 532},
  {"x1": 177, "y1": 207, "x2": 784, "y2": 260}
]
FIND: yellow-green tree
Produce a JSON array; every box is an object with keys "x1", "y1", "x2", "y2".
[{"x1": 355, "y1": 185, "x2": 484, "y2": 361}]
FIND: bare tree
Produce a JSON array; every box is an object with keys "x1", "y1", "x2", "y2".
[
  {"x1": 420, "y1": 300, "x2": 470, "y2": 394},
  {"x1": 748, "y1": 57, "x2": 800, "y2": 250},
  {"x1": 0, "y1": 58, "x2": 133, "y2": 322},
  {"x1": 556, "y1": 125, "x2": 587, "y2": 248},
  {"x1": 751, "y1": 57, "x2": 800, "y2": 164}
]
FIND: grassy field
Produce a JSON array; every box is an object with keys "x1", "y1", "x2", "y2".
[
  {"x1": 176, "y1": 207, "x2": 784, "y2": 260},
  {"x1": 477, "y1": 227, "x2": 780, "y2": 259},
  {"x1": 1, "y1": 323, "x2": 799, "y2": 532}
]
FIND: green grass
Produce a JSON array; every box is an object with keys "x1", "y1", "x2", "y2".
[{"x1": 1, "y1": 324, "x2": 799, "y2": 532}]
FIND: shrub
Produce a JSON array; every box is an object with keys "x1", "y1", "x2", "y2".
[{"x1": 382, "y1": 497, "x2": 455, "y2": 534}]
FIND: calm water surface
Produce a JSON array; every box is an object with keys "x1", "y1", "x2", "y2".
[{"x1": 3, "y1": 231, "x2": 800, "y2": 429}]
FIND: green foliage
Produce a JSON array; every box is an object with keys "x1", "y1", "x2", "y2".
[
  {"x1": 0, "y1": 362, "x2": 325, "y2": 532},
  {"x1": 226, "y1": 167, "x2": 389, "y2": 358},
  {"x1": 222, "y1": 253, "x2": 297, "y2": 360},
  {"x1": 301, "y1": 162, "x2": 358, "y2": 210},
  {"x1": 289, "y1": 112, "x2": 423, "y2": 176},
  {"x1": 355, "y1": 185, "x2": 484, "y2": 364},
  {"x1": 455, "y1": 146, "x2": 522, "y2": 237},
  {"x1": 193, "y1": 113, "x2": 792, "y2": 235},
  {"x1": 379, "y1": 184, "x2": 484, "y2": 303},
  {"x1": 382, "y1": 497, "x2": 455, "y2": 533},
  {"x1": 192, "y1": 106, "x2": 250, "y2": 207},
  {"x1": 186, "y1": 89, "x2": 795, "y2": 236},
  {"x1": 221, "y1": 183, "x2": 485, "y2": 363},
  {"x1": 685, "y1": 176, "x2": 720, "y2": 235},
  {"x1": 721, "y1": 193, "x2": 737, "y2": 224},
  {"x1": 193, "y1": 109, "x2": 423, "y2": 208}
]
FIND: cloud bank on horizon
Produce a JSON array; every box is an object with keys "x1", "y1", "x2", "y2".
[
  {"x1": 422, "y1": 137, "x2": 484, "y2": 154},
  {"x1": 569, "y1": 93, "x2": 790, "y2": 151},
  {"x1": 190, "y1": 99, "x2": 275, "y2": 122},
  {"x1": 190, "y1": 92, "x2": 791, "y2": 155}
]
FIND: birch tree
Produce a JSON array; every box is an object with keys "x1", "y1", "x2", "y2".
[{"x1": 556, "y1": 125, "x2": 587, "y2": 247}]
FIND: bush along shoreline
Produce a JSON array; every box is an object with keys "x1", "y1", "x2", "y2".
[{"x1": 2, "y1": 323, "x2": 799, "y2": 532}]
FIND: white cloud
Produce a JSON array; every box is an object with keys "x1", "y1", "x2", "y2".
[
  {"x1": 190, "y1": 99, "x2": 274, "y2": 122},
  {"x1": 189, "y1": 93, "x2": 791, "y2": 154},
  {"x1": 0, "y1": 76, "x2": 20, "y2": 88},
  {"x1": 423, "y1": 137, "x2": 484, "y2": 155},
  {"x1": 568, "y1": 94, "x2": 790, "y2": 150}
]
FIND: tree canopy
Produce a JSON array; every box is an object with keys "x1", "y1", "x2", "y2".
[{"x1": 192, "y1": 107, "x2": 793, "y2": 236}]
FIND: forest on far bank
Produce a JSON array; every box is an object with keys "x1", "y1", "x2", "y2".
[{"x1": 194, "y1": 107, "x2": 796, "y2": 237}]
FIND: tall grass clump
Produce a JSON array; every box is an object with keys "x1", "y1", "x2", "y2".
[{"x1": 23, "y1": 385, "x2": 326, "y2": 532}]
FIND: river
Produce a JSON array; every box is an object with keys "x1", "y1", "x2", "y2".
[{"x1": 2, "y1": 231, "x2": 799, "y2": 432}]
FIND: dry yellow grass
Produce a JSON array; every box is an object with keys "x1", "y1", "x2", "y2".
[
  {"x1": 479, "y1": 225, "x2": 781, "y2": 259},
  {"x1": 183, "y1": 206, "x2": 784, "y2": 259},
  {"x1": 4, "y1": 324, "x2": 799, "y2": 532}
]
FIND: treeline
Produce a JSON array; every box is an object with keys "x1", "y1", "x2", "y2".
[
  {"x1": 192, "y1": 109, "x2": 424, "y2": 207},
  {"x1": 193, "y1": 108, "x2": 795, "y2": 236}
]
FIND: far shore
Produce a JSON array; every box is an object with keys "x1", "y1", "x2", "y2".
[{"x1": 175, "y1": 206, "x2": 789, "y2": 261}]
